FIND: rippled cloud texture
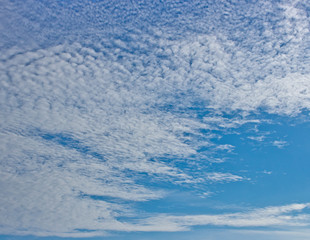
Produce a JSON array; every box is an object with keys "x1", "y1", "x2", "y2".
[{"x1": 0, "y1": 0, "x2": 310, "y2": 239}]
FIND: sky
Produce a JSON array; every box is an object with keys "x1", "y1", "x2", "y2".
[{"x1": 0, "y1": 0, "x2": 310, "y2": 239}]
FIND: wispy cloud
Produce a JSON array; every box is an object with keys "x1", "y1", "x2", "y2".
[
  {"x1": 139, "y1": 203, "x2": 310, "y2": 231},
  {"x1": 273, "y1": 140, "x2": 289, "y2": 149},
  {"x1": 205, "y1": 172, "x2": 244, "y2": 182},
  {"x1": 248, "y1": 136, "x2": 266, "y2": 142}
]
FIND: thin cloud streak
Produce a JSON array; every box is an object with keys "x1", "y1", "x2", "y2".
[{"x1": 139, "y1": 203, "x2": 310, "y2": 231}]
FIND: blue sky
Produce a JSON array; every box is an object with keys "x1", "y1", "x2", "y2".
[{"x1": 0, "y1": 0, "x2": 310, "y2": 239}]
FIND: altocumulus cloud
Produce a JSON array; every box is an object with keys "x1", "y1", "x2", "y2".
[{"x1": 0, "y1": 0, "x2": 310, "y2": 237}]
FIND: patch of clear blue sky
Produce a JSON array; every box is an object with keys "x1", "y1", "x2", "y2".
[{"x1": 213, "y1": 121, "x2": 310, "y2": 206}]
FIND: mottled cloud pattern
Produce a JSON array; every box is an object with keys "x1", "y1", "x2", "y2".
[{"x1": 0, "y1": 0, "x2": 310, "y2": 237}]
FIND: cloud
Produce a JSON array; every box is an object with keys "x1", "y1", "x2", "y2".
[
  {"x1": 1, "y1": 28, "x2": 309, "y2": 236},
  {"x1": 1, "y1": 29, "x2": 309, "y2": 236},
  {"x1": 262, "y1": 170, "x2": 272, "y2": 175},
  {"x1": 0, "y1": 39, "x2": 211, "y2": 237},
  {"x1": 205, "y1": 172, "x2": 244, "y2": 183},
  {"x1": 273, "y1": 140, "x2": 288, "y2": 149},
  {"x1": 248, "y1": 135, "x2": 266, "y2": 142},
  {"x1": 0, "y1": 0, "x2": 310, "y2": 237},
  {"x1": 140, "y1": 203, "x2": 310, "y2": 231}
]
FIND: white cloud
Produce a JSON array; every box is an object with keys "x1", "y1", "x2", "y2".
[
  {"x1": 0, "y1": 0, "x2": 310, "y2": 236},
  {"x1": 1, "y1": 28, "x2": 309, "y2": 235},
  {"x1": 140, "y1": 203, "x2": 310, "y2": 231},
  {"x1": 1, "y1": 30, "x2": 309, "y2": 235},
  {"x1": 216, "y1": 144, "x2": 235, "y2": 152},
  {"x1": 205, "y1": 172, "x2": 243, "y2": 183},
  {"x1": 273, "y1": 140, "x2": 288, "y2": 149},
  {"x1": 262, "y1": 170, "x2": 272, "y2": 175},
  {"x1": 0, "y1": 40, "x2": 211, "y2": 237},
  {"x1": 248, "y1": 135, "x2": 266, "y2": 142}
]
